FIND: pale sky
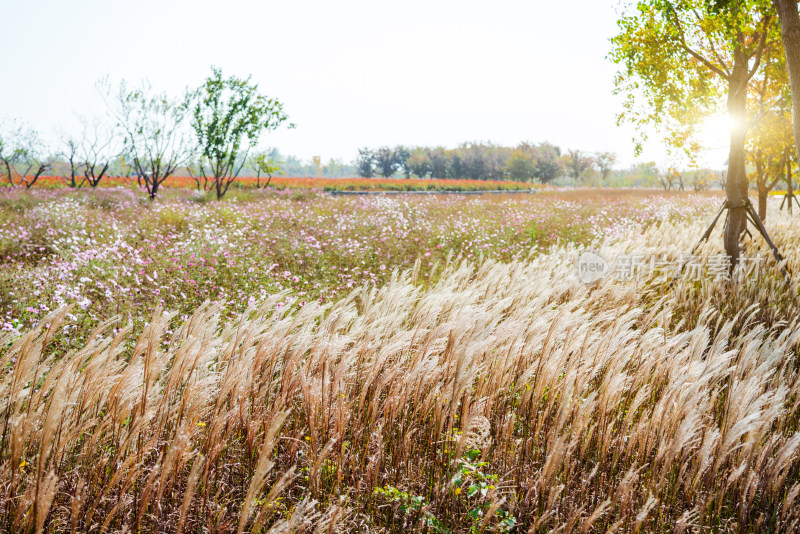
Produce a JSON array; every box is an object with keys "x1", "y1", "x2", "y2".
[{"x1": 0, "y1": 0, "x2": 727, "y2": 169}]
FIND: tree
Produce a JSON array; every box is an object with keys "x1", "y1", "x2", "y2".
[
  {"x1": 186, "y1": 156, "x2": 211, "y2": 192},
  {"x1": 630, "y1": 161, "x2": 660, "y2": 187},
  {"x1": 611, "y1": 0, "x2": 776, "y2": 265},
  {"x1": 105, "y1": 79, "x2": 194, "y2": 200},
  {"x1": 58, "y1": 119, "x2": 121, "y2": 189},
  {"x1": 406, "y1": 148, "x2": 431, "y2": 178},
  {"x1": 251, "y1": 152, "x2": 282, "y2": 188},
  {"x1": 79, "y1": 118, "x2": 121, "y2": 188},
  {"x1": 191, "y1": 67, "x2": 291, "y2": 200},
  {"x1": 565, "y1": 149, "x2": 594, "y2": 182},
  {"x1": 59, "y1": 134, "x2": 83, "y2": 188},
  {"x1": 506, "y1": 148, "x2": 536, "y2": 181},
  {"x1": 0, "y1": 120, "x2": 49, "y2": 189},
  {"x1": 532, "y1": 142, "x2": 562, "y2": 184},
  {"x1": 746, "y1": 37, "x2": 792, "y2": 220},
  {"x1": 374, "y1": 147, "x2": 399, "y2": 178},
  {"x1": 357, "y1": 148, "x2": 375, "y2": 177},
  {"x1": 394, "y1": 145, "x2": 412, "y2": 178},
  {"x1": 595, "y1": 151, "x2": 617, "y2": 183},
  {"x1": 428, "y1": 147, "x2": 450, "y2": 179},
  {"x1": 658, "y1": 167, "x2": 680, "y2": 190},
  {"x1": 774, "y1": 0, "x2": 800, "y2": 172}
]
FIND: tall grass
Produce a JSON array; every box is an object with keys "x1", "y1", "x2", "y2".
[{"x1": 1, "y1": 207, "x2": 800, "y2": 532}]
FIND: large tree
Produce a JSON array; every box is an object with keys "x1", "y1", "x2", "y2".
[
  {"x1": 746, "y1": 37, "x2": 793, "y2": 220},
  {"x1": 774, "y1": 0, "x2": 800, "y2": 169},
  {"x1": 611, "y1": 0, "x2": 776, "y2": 265},
  {"x1": 192, "y1": 67, "x2": 291, "y2": 200}
]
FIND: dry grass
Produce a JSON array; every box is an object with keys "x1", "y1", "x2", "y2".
[{"x1": 2, "y1": 204, "x2": 800, "y2": 533}]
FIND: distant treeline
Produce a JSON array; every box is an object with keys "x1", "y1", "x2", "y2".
[
  {"x1": 355, "y1": 142, "x2": 617, "y2": 184},
  {"x1": 248, "y1": 149, "x2": 358, "y2": 178}
]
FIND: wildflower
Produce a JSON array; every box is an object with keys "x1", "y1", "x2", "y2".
[{"x1": 197, "y1": 422, "x2": 206, "y2": 427}]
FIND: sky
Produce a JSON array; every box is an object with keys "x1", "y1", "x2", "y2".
[{"x1": 0, "y1": 0, "x2": 729, "y2": 169}]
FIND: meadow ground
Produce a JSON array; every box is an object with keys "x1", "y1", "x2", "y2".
[{"x1": 2, "y1": 186, "x2": 800, "y2": 533}]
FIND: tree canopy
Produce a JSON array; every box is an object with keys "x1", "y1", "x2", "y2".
[
  {"x1": 610, "y1": 0, "x2": 777, "y2": 264},
  {"x1": 191, "y1": 67, "x2": 292, "y2": 200}
]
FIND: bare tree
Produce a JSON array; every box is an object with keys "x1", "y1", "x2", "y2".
[
  {"x1": 0, "y1": 120, "x2": 49, "y2": 189},
  {"x1": 59, "y1": 133, "x2": 83, "y2": 188},
  {"x1": 78, "y1": 118, "x2": 121, "y2": 188},
  {"x1": 187, "y1": 156, "x2": 211, "y2": 192},
  {"x1": 103, "y1": 79, "x2": 194, "y2": 200},
  {"x1": 658, "y1": 168, "x2": 676, "y2": 191},
  {"x1": 59, "y1": 118, "x2": 122, "y2": 189}
]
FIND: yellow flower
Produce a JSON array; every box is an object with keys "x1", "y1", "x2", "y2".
[
  {"x1": 454, "y1": 487, "x2": 461, "y2": 495},
  {"x1": 304, "y1": 436, "x2": 311, "y2": 441},
  {"x1": 19, "y1": 460, "x2": 27, "y2": 469},
  {"x1": 197, "y1": 422, "x2": 206, "y2": 427}
]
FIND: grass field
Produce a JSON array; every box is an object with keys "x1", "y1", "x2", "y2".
[{"x1": 3, "y1": 187, "x2": 800, "y2": 532}]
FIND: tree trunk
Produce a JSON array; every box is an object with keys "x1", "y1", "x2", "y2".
[
  {"x1": 723, "y1": 55, "x2": 750, "y2": 268},
  {"x1": 758, "y1": 182, "x2": 768, "y2": 221},
  {"x1": 788, "y1": 155, "x2": 794, "y2": 215},
  {"x1": 756, "y1": 155, "x2": 768, "y2": 221},
  {"x1": 775, "y1": 0, "x2": 800, "y2": 165}
]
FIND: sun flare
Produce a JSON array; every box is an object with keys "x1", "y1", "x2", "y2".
[{"x1": 699, "y1": 114, "x2": 736, "y2": 149}]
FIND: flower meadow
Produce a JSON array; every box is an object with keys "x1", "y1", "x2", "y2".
[
  {"x1": 0, "y1": 187, "x2": 717, "y2": 343},
  {"x1": 9, "y1": 187, "x2": 800, "y2": 533},
  {"x1": 29, "y1": 175, "x2": 538, "y2": 192}
]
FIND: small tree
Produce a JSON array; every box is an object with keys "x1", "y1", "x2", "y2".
[
  {"x1": 59, "y1": 134, "x2": 83, "y2": 188},
  {"x1": 191, "y1": 67, "x2": 291, "y2": 200},
  {"x1": 251, "y1": 153, "x2": 282, "y2": 188},
  {"x1": 0, "y1": 120, "x2": 49, "y2": 189},
  {"x1": 357, "y1": 148, "x2": 375, "y2": 177},
  {"x1": 105, "y1": 79, "x2": 194, "y2": 200},
  {"x1": 658, "y1": 167, "x2": 681, "y2": 190},
  {"x1": 62, "y1": 119, "x2": 122, "y2": 188},
  {"x1": 186, "y1": 156, "x2": 211, "y2": 192},
  {"x1": 394, "y1": 145, "x2": 412, "y2": 178},
  {"x1": 595, "y1": 151, "x2": 617, "y2": 183}
]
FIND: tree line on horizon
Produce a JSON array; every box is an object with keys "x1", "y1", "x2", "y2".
[{"x1": 355, "y1": 142, "x2": 618, "y2": 184}]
